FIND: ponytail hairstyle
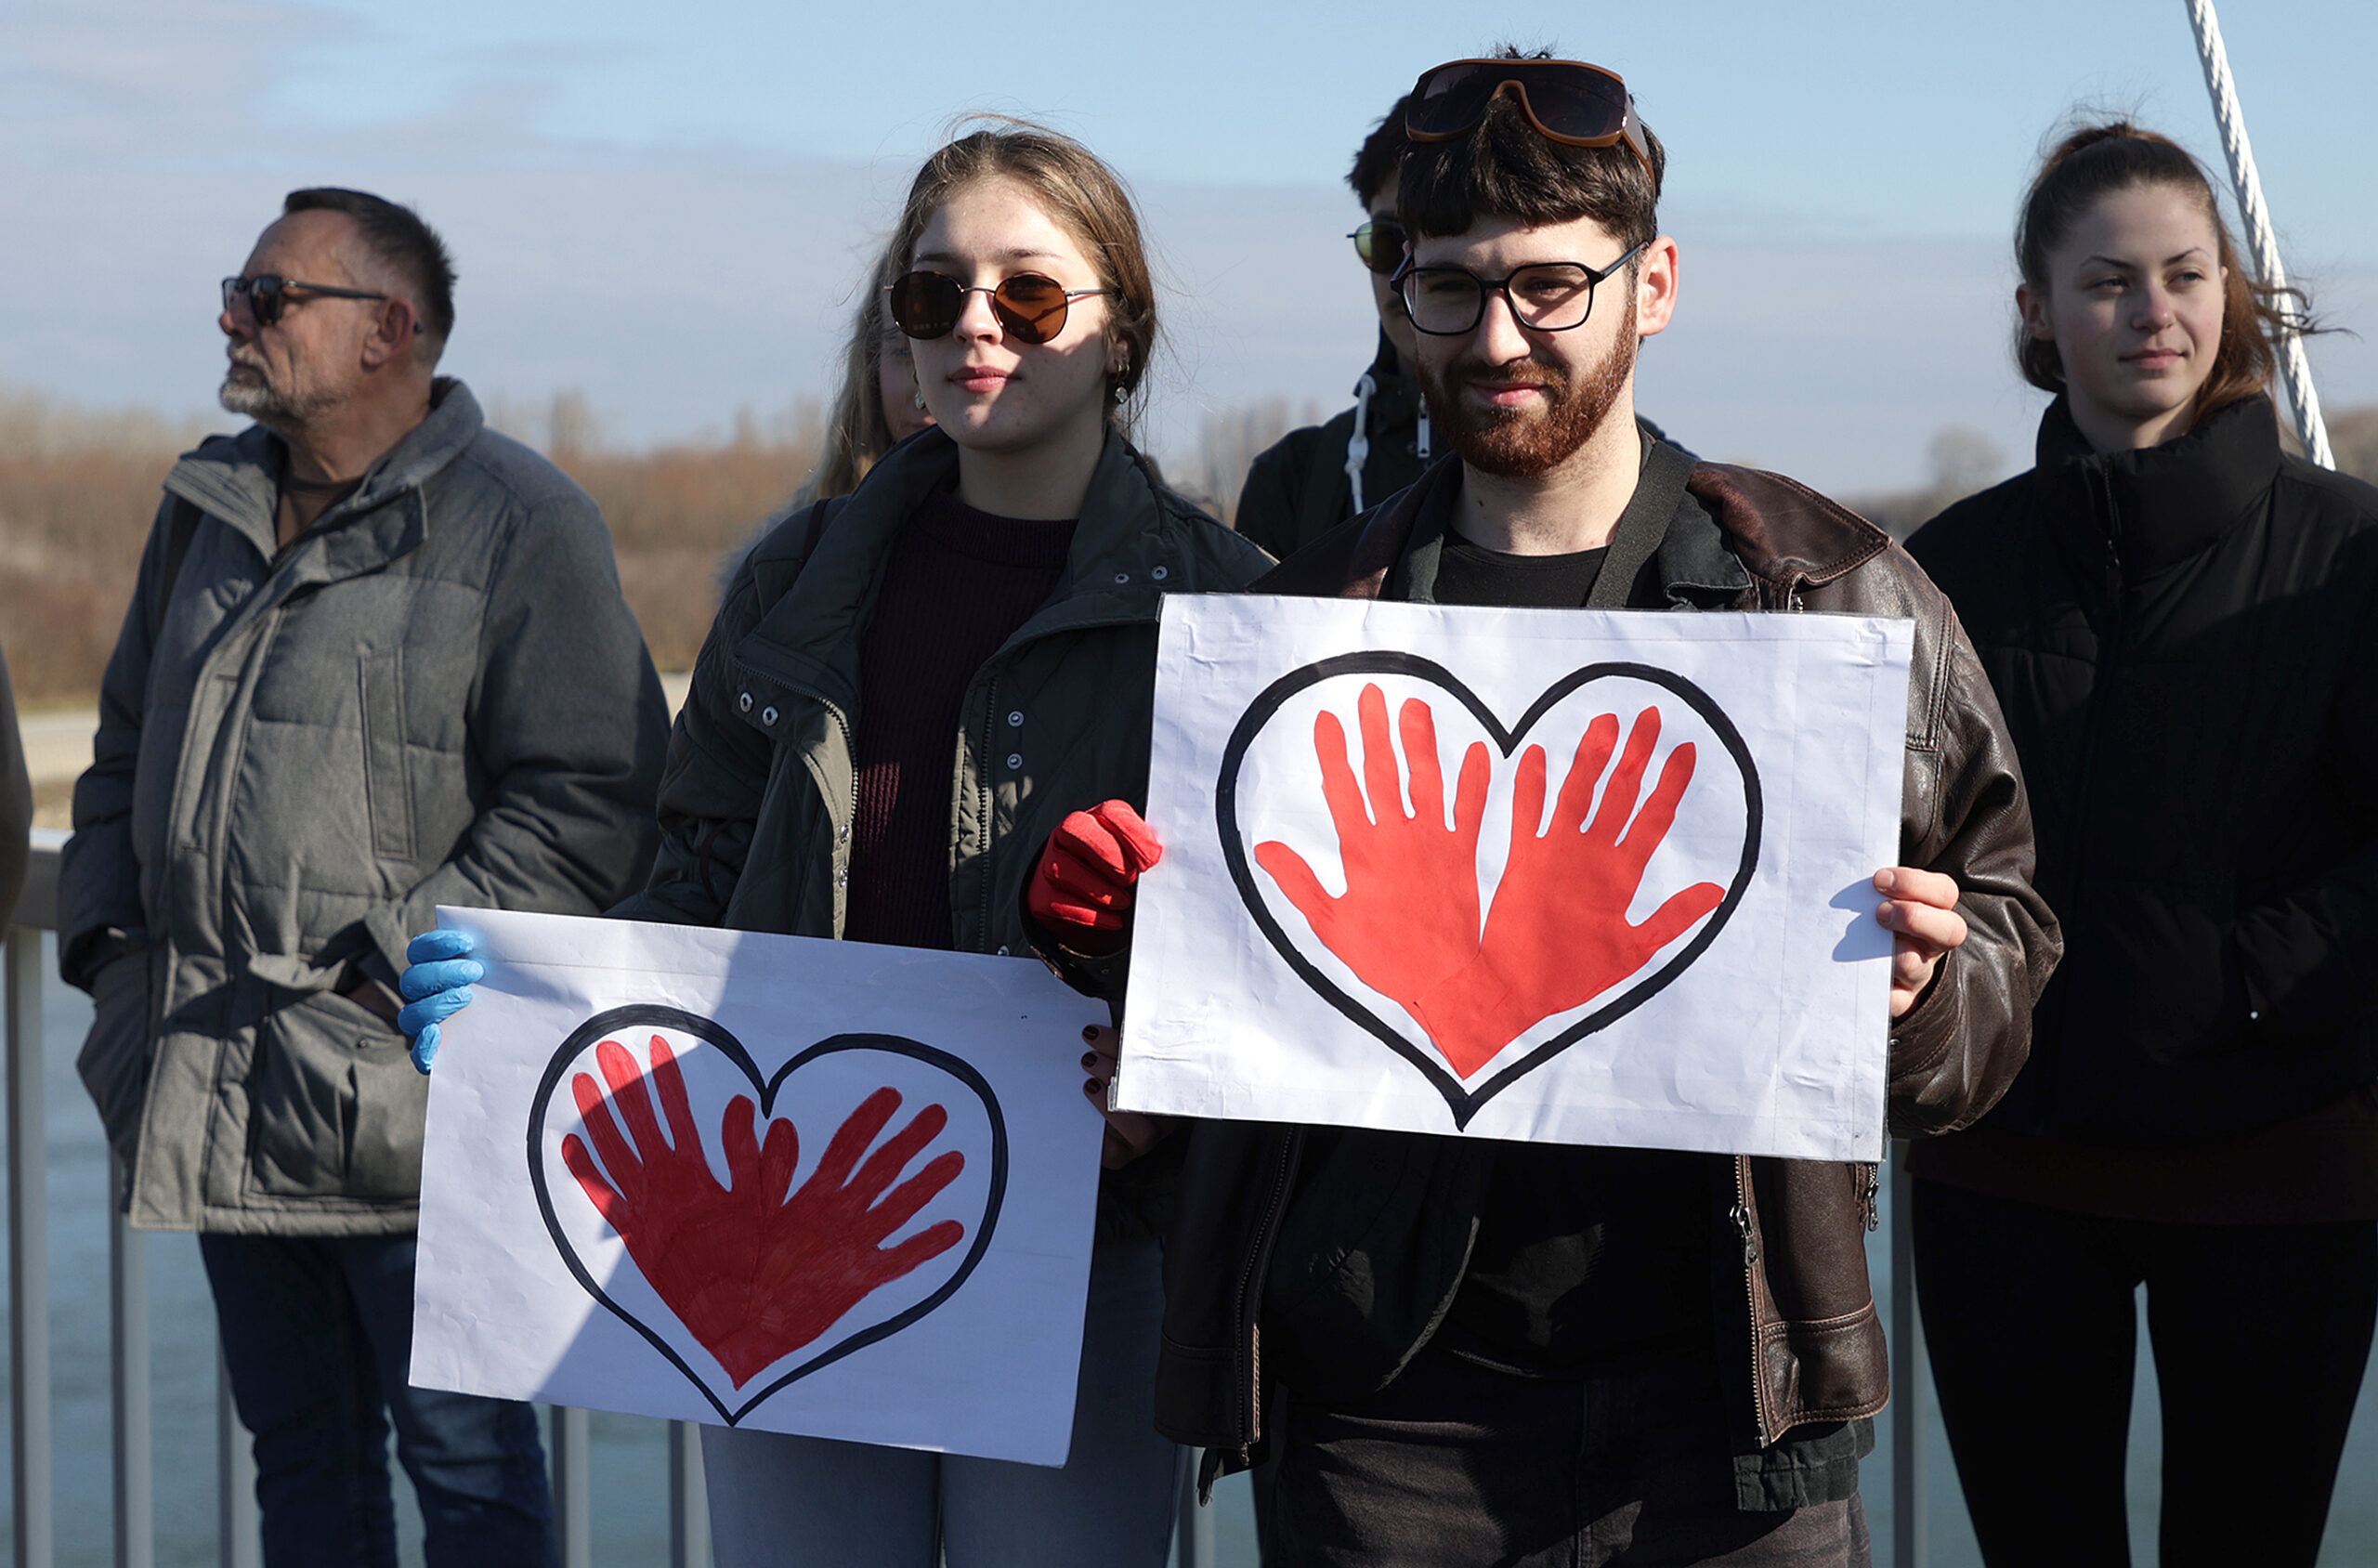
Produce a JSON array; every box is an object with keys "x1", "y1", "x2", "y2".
[
  {"x1": 2015, "y1": 120, "x2": 2312, "y2": 419},
  {"x1": 886, "y1": 119, "x2": 1157, "y2": 432}
]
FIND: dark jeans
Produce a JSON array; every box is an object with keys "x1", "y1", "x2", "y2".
[
  {"x1": 201, "y1": 1232, "x2": 559, "y2": 1568},
  {"x1": 1270, "y1": 1344, "x2": 1870, "y2": 1567},
  {"x1": 1910, "y1": 1179, "x2": 2378, "y2": 1568}
]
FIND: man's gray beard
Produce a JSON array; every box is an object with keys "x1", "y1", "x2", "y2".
[
  {"x1": 218, "y1": 371, "x2": 333, "y2": 432},
  {"x1": 1421, "y1": 326, "x2": 1639, "y2": 479}
]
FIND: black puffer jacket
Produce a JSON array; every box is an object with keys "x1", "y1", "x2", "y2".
[{"x1": 1908, "y1": 394, "x2": 2378, "y2": 1144}]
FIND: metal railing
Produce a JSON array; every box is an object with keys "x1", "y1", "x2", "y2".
[
  {"x1": 5, "y1": 826, "x2": 1926, "y2": 1566},
  {"x1": 0, "y1": 830, "x2": 717, "y2": 1567}
]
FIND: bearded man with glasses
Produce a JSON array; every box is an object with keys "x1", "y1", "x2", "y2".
[
  {"x1": 1153, "y1": 51, "x2": 2060, "y2": 1567},
  {"x1": 59, "y1": 188, "x2": 667, "y2": 1566}
]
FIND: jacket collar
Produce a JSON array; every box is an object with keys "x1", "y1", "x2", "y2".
[
  {"x1": 2030, "y1": 392, "x2": 2280, "y2": 578},
  {"x1": 160, "y1": 377, "x2": 481, "y2": 576},
  {"x1": 1261, "y1": 426, "x2": 1783, "y2": 609},
  {"x1": 736, "y1": 421, "x2": 1187, "y2": 714}
]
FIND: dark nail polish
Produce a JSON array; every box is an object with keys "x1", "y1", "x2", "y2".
[{"x1": 1081, "y1": 1052, "x2": 1098, "y2": 1069}]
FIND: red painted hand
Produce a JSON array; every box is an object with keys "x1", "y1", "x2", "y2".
[
  {"x1": 1255, "y1": 684, "x2": 1493, "y2": 1014},
  {"x1": 1258, "y1": 690, "x2": 1723, "y2": 1079},
  {"x1": 1410, "y1": 707, "x2": 1726, "y2": 1075},
  {"x1": 561, "y1": 1037, "x2": 966, "y2": 1388}
]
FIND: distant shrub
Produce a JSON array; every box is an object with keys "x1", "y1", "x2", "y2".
[{"x1": 0, "y1": 391, "x2": 824, "y2": 705}]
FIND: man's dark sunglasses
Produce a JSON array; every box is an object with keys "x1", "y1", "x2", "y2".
[
  {"x1": 886, "y1": 270, "x2": 1109, "y2": 345},
  {"x1": 221, "y1": 274, "x2": 390, "y2": 327},
  {"x1": 1405, "y1": 59, "x2": 1653, "y2": 178},
  {"x1": 1349, "y1": 218, "x2": 1408, "y2": 278}
]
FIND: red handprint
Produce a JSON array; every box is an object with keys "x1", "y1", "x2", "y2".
[
  {"x1": 561, "y1": 1036, "x2": 966, "y2": 1388},
  {"x1": 1258, "y1": 686, "x2": 1724, "y2": 1079},
  {"x1": 1254, "y1": 683, "x2": 1492, "y2": 1012}
]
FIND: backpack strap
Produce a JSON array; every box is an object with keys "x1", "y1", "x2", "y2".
[
  {"x1": 1294, "y1": 409, "x2": 1360, "y2": 551},
  {"x1": 1586, "y1": 439, "x2": 1695, "y2": 609}
]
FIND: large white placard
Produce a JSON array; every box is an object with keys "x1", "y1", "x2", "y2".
[
  {"x1": 411, "y1": 908, "x2": 1108, "y2": 1466},
  {"x1": 1120, "y1": 596, "x2": 1914, "y2": 1161}
]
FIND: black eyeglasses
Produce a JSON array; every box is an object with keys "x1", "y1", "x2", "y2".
[
  {"x1": 221, "y1": 274, "x2": 390, "y2": 327},
  {"x1": 886, "y1": 270, "x2": 1110, "y2": 345},
  {"x1": 1394, "y1": 243, "x2": 1646, "y2": 336},
  {"x1": 1349, "y1": 218, "x2": 1408, "y2": 277}
]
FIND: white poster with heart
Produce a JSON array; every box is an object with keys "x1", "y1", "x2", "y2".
[
  {"x1": 408, "y1": 908, "x2": 1108, "y2": 1466},
  {"x1": 1120, "y1": 595, "x2": 1915, "y2": 1162}
]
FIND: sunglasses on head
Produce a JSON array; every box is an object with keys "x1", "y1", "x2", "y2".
[
  {"x1": 220, "y1": 274, "x2": 390, "y2": 327},
  {"x1": 886, "y1": 270, "x2": 1110, "y2": 346},
  {"x1": 1349, "y1": 217, "x2": 1408, "y2": 277},
  {"x1": 1405, "y1": 59, "x2": 1653, "y2": 178}
]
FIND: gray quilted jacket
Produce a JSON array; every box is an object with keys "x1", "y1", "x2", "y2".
[{"x1": 60, "y1": 380, "x2": 669, "y2": 1234}]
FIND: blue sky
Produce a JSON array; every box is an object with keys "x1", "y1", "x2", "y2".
[{"x1": 5, "y1": 0, "x2": 2372, "y2": 490}]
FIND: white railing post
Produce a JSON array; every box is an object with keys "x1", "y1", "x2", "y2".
[
  {"x1": 550, "y1": 1405, "x2": 590, "y2": 1568},
  {"x1": 111, "y1": 1155, "x2": 153, "y2": 1568},
  {"x1": 1176, "y1": 1453, "x2": 1214, "y2": 1568},
  {"x1": 668, "y1": 1420, "x2": 709, "y2": 1568},
  {"x1": 1889, "y1": 1144, "x2": 1927, "y2": 1568},
  {"x1": 9, "y1": 921, "x2": 54, "y2": 1568}
]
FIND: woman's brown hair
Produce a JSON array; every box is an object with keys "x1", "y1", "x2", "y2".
[
  {"x1": 2015, "y1": 120, "x2": 2312, "y2": 419},
  {"x1": 798, "y1": 241, "x2": 908, "y2": 504},
  {"x1": 885, "y1": 119, "x2": 1157, "y2": 430}
]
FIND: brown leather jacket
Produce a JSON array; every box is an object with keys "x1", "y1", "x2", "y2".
[{"x1": 1154, "y1": 449, "x2": 2060, "y2": 1509}]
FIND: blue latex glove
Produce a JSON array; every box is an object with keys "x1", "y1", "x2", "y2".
[{"x1": 399, "y1": 929, "x2": 483, "y2": 1075}]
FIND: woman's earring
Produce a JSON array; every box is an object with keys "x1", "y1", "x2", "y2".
[
  {"x1": 912, "y1": 390, "x2": 929, "y2": 412},
  {"x1": 1111, "y1": 383, "x2": 1128, "y2": 404}
]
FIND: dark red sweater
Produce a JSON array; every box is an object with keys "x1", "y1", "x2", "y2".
[{"x1": 843, "y1": 485, "x2": 1076, "y2": 949}]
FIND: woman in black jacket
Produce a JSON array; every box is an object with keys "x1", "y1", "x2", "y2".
[
  {"x1": 1905, "y1": 122, "x2": 2378, "y2": 1568},
  {"x1": 404, "y1": 124, "x2": 1272, "y2": 1567}
]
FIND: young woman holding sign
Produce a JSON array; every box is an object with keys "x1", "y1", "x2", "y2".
[
  {"x1": 1906, "y1": 123, "x2": 2378, "y2": 1568},
  {"x1": 403, "y1": 123, "x2": 1270, "y2": 1567}
]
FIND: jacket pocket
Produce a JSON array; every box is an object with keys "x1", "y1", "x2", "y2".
[
  {"x1": 248, "y1": 988, "x2": 426, "y2": 1201},
  {"x1": 359, "y1": 650, "x2": 414, "y2": 862},
  {"x1": 75, "y1": 943, "x2": 156, "y2": 1167}
]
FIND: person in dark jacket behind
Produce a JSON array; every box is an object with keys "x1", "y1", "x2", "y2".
[
  {"x1": 59, "y1": 189, "x2": 669, "y2": 1566},
  {"x1": 1904, "y1": 122, "x2": 2378, "y2": 1568},
  {"x1": 1233, "y1": 90, "x2": 1433, "y2": 557},
  {"x1": 1073, "y1": 53, "x2": 2057, "y2": 1568}
]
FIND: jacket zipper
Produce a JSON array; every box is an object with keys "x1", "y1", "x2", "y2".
[
  {"x1": 1235, "y1": 1130, "x2": 1302, "y2": 1457},
  {"x1": 975, "y1": 673, "x2": 999, "y2": 953},
  {"x1": 1729, "y1": 1156, "x2": 1776, "y2": 1445},
  {"x1": 830, "y1": 707, "x2": 856, "y2": 936},
  {"x1": 1858, "y1": 1159, "x2": 1881, "y2": 1233},
  {"x1": 2032, "y1": 461, "x2": 2125, "y2": 1115}
]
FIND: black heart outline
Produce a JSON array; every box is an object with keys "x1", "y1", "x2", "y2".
[
  {"x1": 1217, "y1": 654, "x2": 1764, "y2": 1129},
  {"x1": 526, "y1": 1004, "x2": 1009, "y2": 1425}
]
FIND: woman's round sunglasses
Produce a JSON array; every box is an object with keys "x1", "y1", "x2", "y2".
[{"x1": 886, "y1": 270, "x2": 1109, "y2": 345}]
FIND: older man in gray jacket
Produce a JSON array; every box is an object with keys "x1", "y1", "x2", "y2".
[{"x1": 59, "y1": 188, "x2": 668, "y2": 1566}]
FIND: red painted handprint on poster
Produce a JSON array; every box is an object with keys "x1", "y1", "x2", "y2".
[
  {"x1": 1256, "y1": 684, "x2": 1724, "y2": 1078},
  {"x1": 560, "y1": 1035, "x2": 966, "y2": 1389}
]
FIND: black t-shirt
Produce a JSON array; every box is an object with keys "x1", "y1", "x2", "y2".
[
  {"x1": 1429, "y1": 528, "x2": 1716, "y2": 1375},
  {"x1": 1432, "y1": 532, "x2": 1608, "y2": 610}
]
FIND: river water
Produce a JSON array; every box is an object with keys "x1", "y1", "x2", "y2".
[{"x1": 0, "y1": 933, "x2": 2369, "y2": 1565}]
